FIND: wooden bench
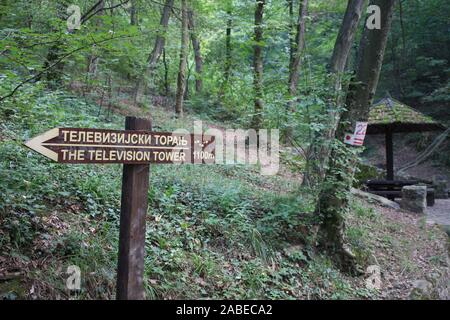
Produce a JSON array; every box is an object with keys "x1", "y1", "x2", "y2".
[{"x1": 365, "y1": 180, "x2": 435, "y2": 207}]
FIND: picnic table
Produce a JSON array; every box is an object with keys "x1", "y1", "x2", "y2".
[{"x1": 365, "y1": 179, "x2": 435, "y2": 206}]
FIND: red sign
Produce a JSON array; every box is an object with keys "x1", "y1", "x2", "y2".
[{"x1": 344, "y1": 122, "x2": 368, "y2": 146}]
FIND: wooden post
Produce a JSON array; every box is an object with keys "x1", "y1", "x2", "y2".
[
  {"x1": 385, "y1": 127, "x2": 394, "y2": 181},
  {"x1": 116, "y1": 117, "x2": 151, "y2": 300}
]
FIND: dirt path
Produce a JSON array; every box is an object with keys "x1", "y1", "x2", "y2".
[{"x1": 427, "y1": 199, "x2": 450, "y2": 226}]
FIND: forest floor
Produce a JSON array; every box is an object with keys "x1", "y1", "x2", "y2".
[{"x1": 0, "y1": 88, "x2": 449, "y2": 300}]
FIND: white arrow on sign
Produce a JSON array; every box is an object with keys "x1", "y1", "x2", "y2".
[{"x1": 25, "y1": 128, "x2": 59, "y2": 161}]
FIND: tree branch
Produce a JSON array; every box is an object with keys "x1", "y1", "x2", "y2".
[
  {"x1": 81, "y1": 0, "x2": 131, "y2": 25},
  {"x1": 148, "y1": 0, "x2": 180, "y2": 11},
  {"x1": 0, "y1": 34, "x2": 137, "y2": 102}
]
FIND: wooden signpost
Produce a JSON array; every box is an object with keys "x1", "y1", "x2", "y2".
[
  {"x1": 24, "y1": 126, "x2": 215, "y2": 164},
  {"x1": 25, "y1": 116, "x2": 215, "y2": 300}
]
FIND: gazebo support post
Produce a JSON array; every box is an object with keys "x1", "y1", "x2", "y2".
[{"x1": 385, "y1": 127, "x2": 394, "y2": 181}]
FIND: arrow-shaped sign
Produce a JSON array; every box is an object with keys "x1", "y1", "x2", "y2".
[
  {"x1": 25, "y1": 128, "x2": 60, "y2": 162},
  {"x1": 24, "y1": 128, "x2": 215, "y2": 164}
]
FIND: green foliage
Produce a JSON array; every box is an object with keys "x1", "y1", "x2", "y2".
[
  {"x1": 1, "y1": 0, "x2": 448, "y2": 300},
  {"x1": 354, "y1": 162, "x2": 384, "y2": 187},
  {"x1": 379, "y1": 0, "x2": 449, "y2": 109},
  {"x1": 0, "y1": 86, "x2": 379, "y2": 299}
]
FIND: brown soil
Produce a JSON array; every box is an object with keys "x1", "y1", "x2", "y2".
[{"x1": 353, "y1": 201, "x2": 449, "y2": 299}]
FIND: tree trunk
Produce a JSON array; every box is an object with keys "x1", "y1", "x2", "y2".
[
  {"x1": 134, "y1": 0, "x2": 174, "y2": 105},
  {"x1": 163, "y1": 48, "x2": 169, "y2": 96},
  {"x1": 308, "y1": 0, "x2": 366, "y2": 184},
  {"x1": 188, "y1": 8, "x2": 203, "y2": 93},
  {"x1": 86, "y1": 1, "x2": 105, "y2": 80},
  {"x1": 184, "y1": 61, "x2": 192, "y2": 100},
  {"x1": 251, "y1": 0, "x2": 265, "y2": 130},
  {"x1": 175, "y1": 0, "x2": 189, "y2": 117},
  {"x1": 44, "y1": 1, "x2": 69, "y2": 87},
  {"x1": 287, "y1": 0, "x2": 295, "y2": 74},
  {"x1": 287, "y1": 0, "x2": 308, "y2": 105},
  {"x1": 285, "y1": 0, "x2": 308, "y2": 140},
  {"x1": 317, "y1": 0, "x2": 397, "y2": 272},
  {"x1": 224, "y1": 8, "x2": 232, "y2": 84},
  {"x1": 220, "y1": 5, "x2": 233, "y2": 97},
  {"x1": 130, "y1": 0, "x2": 138, "y2": 26},
  {"x1": 343, "y1": 0, "x2": 396, "y2": 131},
  {"x1": 329, "y1": 0, "x2": 366, "y2": 75}
]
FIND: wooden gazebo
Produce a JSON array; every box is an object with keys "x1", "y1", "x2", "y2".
[{"x1": 366, "y1": 96, "x2": 446, "y2": 180}]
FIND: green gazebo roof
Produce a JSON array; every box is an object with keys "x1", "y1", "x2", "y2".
[{"x1": 367, "y1": 97, "x2": 446, "y2": 134}]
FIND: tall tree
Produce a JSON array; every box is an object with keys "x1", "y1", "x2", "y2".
[
  {"x1": 328, "y1": 0, "x2": 367, "y2": 76},
  {"x1": 175, "y1": 0, "x2": 189, "y2": 116},
  {"x1": 130, "y1": 0, "x2": 138, "y2": 26},
  {"x1": 87, "y1": 0, "x2": 106, "y2": 78},
  {"x1": 317, "y1": 0, "x2": 397, "y2": 271},
  {"x1": 220, "y1": 2, "x2": 233, "y2": 96},
  {"x1": 287, "y1": 0, "x2": 295, "y2": 74},
  {"x1": 309, "y1": 0, "x2": 367, "y2": 182},
  {"x1": 287, "y1": 0, "x2": 308, "y2": 109},
  {"x1": 188, "y1": 8, "x2": 203, "y2": 93},
  {"x1": 285, "y1": 0, "x2": 308, "y2": 140},
  {"x1": 224, "y1": 6, "x2": 232, "y2": 84},
  {"x1": 133, "y1": 0, "x2": 174, "y2": 104},
  {"x1": 251, "y1": 0, "x2": 265, "y2": 130},
  {"x1": 163, "y1": 48, "x2": 170, "y2": 96},
  {"x1": 44, "y1": 1, "x2": 70, "y2": 87}
]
